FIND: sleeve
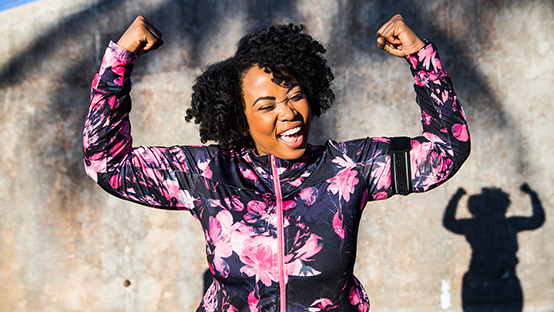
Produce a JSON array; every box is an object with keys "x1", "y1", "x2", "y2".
[
  {"x1": 406, "y1": 42, "x2": 470, "y2": 193},
  {"x1": 83, "y1": 41, "x2": 198, "y2": 209},
  {"x1": 361, "y1": 42, "x2": 470, "y2": 201}
]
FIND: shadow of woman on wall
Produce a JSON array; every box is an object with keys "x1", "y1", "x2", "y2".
[{"x1": 443, "y1": 184, "x2": 545, "y2": 312}]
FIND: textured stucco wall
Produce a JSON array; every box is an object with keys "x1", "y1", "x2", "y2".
[{"x1": 1, "y1": 0, "x2": 553, "y2": 311}]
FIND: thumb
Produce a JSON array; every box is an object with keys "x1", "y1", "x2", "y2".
[{"x1": 377, "y1": 37, "x2": 404, "y2": 57}]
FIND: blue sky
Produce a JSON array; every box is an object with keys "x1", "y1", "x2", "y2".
[{"x1": 0, "y1": 0, "x2": 39, "y2": 12}]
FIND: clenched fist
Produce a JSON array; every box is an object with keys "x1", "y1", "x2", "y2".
[
  {"x1": 376, "y1": 14, "x2": 425, "y2": 57},
  {"x1": 117, "y1": 16, "x2": 163, "y2": 58}
]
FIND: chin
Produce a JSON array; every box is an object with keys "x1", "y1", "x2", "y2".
[{"x1": 277, "y1": 147, "x2": 307, "y2": 160}]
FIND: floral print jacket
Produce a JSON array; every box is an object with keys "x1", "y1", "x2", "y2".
[{"x1": 83, "y1": 41, "x2": 470, "y2": 312}]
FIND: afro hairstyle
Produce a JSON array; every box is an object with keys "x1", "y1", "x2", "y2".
[{"x1": 185, "y1": 23, "x2": 335, "y2": 150}]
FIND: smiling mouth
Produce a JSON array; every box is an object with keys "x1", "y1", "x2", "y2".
[{"x1": 278, "y1": 126, "x2": 304, "y2": 145}]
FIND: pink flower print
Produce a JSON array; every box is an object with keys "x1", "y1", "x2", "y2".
[
  {"x1": 331, "y1": 154, "x2": 355, "y2": 169},
  {"x1": 213, "y1": 256, "x2": 230, "y2": 279},
  {"x1": 441, "y1": 89, "x2": 449, "y2": 103},
  {"x1": 412, "y1": 147, "x2": 452, "y2": 190},
  {"x1": 372, "y1": 192, "x2": 387, "y2": 200},
  {"x1": 240, "y1": 167, "x2": 259, "y2": 183},
  {"x1": 350, "y1": 279, "x2": 370, "y2": 312},
  {"x1": 327, "y1": 155, "x2": 359, "y2": 202},
  {"x1": 414, "y1": 71, "x2": 428, "y2": 87},
  {"x1": 239, "y1": 238, "x2": 278, "y2": 287},
  {"x1": 168, "y1": 146, "x2": 189, "y2": 171},
  {"x1": 247, "y1": 200, "x2": 267, "y2": 213},
  {"x1": 459, "y1": 103, "x2": 467, "y2": 119},
  {"x1": 276, "y1": 166, "x2": 286, "y2": 175},
  {"x1": 406, "y1": 54, "x2": 418, "y2": 68},
  {"x1": 282, "y1": 200, "x2": 297, "y2": 211},
  {"x1": 285, "y1": 230, "x2": 322, "y2": 277},
  {"x1": 427, "y1": 70, "x2": 441, "y2": 84},
  {"x1": 248, "y1": 290, "x2": 260, "y2": 312},
  {"x1": 288, "y1": 176, "x2": 304, "y2": 187},
  {"x1": 180, "y1": 189, "x2": 195, "y2": 209},
  {"x1": 422, "y1": 131, "x2": 447, "y2": 146},
  {"x1": 254, "y1": 166, "x2": 269, "y2": 179},
  {"x1": 225, "y1": 305, "x2": 238, "y2": 312},
  {"x1": 432, "y1": 54, "x2": 443, "y2": 72},
  {"x1": 411, "y1": 139, "x2": 428, "y2": 161},
  {"x1": 327, "y1": 167, "x2": 358, "y2": 202},
  {"x1": 452, "y1": 123, "x2": 469, "y2": 142},
  {"x1": 244, "y1": 200, "x2": 273, "y2": 224},
  {"x1": 373, "y1": 137, "x2": 390, "y2": 143},
  {"x1": 229, "y1": 222, "x2": 256, "y2": 251},
  {"x1": 350, "y1": 285, "x2": 361, "y2": 305},
  {"x1": 207, "y1": 198, "x2": 225, "y2": 209},
  {"x1": 208, "y1": 210, "x2": 234, "y2": 277},
  {"x1": 84, "y1": 163, "x2": 99, "y2": 182},
  {"x1": 224, "y1": 195, "x2": 245, "y2": 212},
  {"x1": 109, "y1": 127, "x2": 130, "y2": 155},
  {"x1": 309, "y1": 298, "x2": 338, "y2": 311},
  {"x1": 202, "y1": 281, "x2": 219, "y2": 312},
  {"x1": 198, "y1": 160, "x2": 213, "y2": 179},
  {"x1": 431, "y1": 92, "x2": 444, "y2": 106},
  {"x1": 299, "y1": 187, "x2": 319, "y2": 205},
  {"x1": 451, "y1": 95, "x2": 459, "y2": 110},
  {"x1": 421, "y1": 110, "x2": 432, "y2": 125},
  {"x1": 163, "y1": 177, "x2": 181, "y2": 197},
  {"x1": 370, "y1": 161, "x2": 391, "y2": 191},
  {"x1": 349, "y1": 286, "x2": 370, "y2": 312},
  {"x1": 417, "y1": 46, "x2": 436, "y2": 70},
  {"x1": 90, "y1": 92, "x2": 106, "y2": 110},
  {"x1": 333, "y1": 212, "x2": 345, "y2": 239},
  {"x1": 109, "y1": 174, "x2": 121, "y2": 189}
]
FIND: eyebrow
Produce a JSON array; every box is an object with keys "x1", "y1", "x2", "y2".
[
  {"x1": 252, "y1": 96, "x2": 276, "y2": 107},
  {"x1": 251, "y1": 83, "x2": 301, "y2": 107}
]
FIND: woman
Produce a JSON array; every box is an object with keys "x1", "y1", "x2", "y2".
[{"x1": 83, "y1": 14, "x2": 470, "y2": 311}]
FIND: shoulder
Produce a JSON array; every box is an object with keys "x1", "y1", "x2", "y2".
[{"x1": 323, "y1": 137, "x2": 391, "y2": 161}]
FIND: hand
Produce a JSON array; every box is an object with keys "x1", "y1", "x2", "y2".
[
  {"x1": 520, "y1": 183, "x2": 533, "y2": 194},
  {"x1": 376, "y1": 14, "x2": 425, "y2": 57},
  {"x1": 456, "y1": 187, "x2": 467, "y2": 197},
  {"x1": 117, "y1": 16, "x2": 163, "y2": 58}
]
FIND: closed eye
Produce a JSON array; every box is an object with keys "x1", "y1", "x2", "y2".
[
  {"x1": 289, "y1": 92, "x2": 305, "y2": 101},
  {"x1": 258, "y1": 103, "x2": 276, "y2": 111}
]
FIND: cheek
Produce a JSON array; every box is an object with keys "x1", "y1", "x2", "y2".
[
  {"x1": 247, "y1": 113, "x2": 275, "y2": 138},
  {"x1": 300, "y1": 100, "x2": 312, "y2": 123}
]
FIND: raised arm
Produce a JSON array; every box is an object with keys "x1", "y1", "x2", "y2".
[
  {"x1": 514, "y1": 183, "x2": 546, "y2": 231},
  {"x1": 368, "y1": 14, "x2": 470, "y2": 197},
  {"x1": 443, "y1": 188, "x2": 468, "y2": 234},
  {"x1": 83, "y1": 16, "x2": 197, "y2": 209}
]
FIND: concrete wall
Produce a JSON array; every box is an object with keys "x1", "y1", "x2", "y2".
[{"x1": 1, "y1": 0, "x2": 552, "y2": 311}]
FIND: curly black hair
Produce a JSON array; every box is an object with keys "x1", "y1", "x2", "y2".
[{"x1": 185, "y1": 24, "x2": 335, "y2": 150}]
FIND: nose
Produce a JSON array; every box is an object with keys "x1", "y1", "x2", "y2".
[{"x1": 277, "y1": 102, "x2": 297, "y2": 121}]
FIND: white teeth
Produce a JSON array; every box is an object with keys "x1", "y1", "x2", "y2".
[{"x1": 280, "y1": 126, "x2": 301, "y2": 137}]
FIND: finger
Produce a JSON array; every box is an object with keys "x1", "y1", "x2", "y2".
[
  {"x1": 138, "y1": 32, "x2": 163, "y2": 54},
  {"x1": 376, "y1": 36, "x2": 401, "y2": 52},
  {"x1": 376, "y1": 23, "x2": 392, "y2": 40},
  {"x1": 376, "y1": 36, "x2": 385, "y2": 49},
  {"x1": 376, "y1": 14, "x2": 403, "y2": 37},
  {"x1": 380, "y1": 42, "x2": 404, "y2": 57},
  {"x1": 143, "y1": 37, "x2": 163, "y2": 52},
  {"x1": 377, "y1": 29, "x2": 403, "y2": 49},
  {"x1": 145, "y1": 22, "x2": 163, "y2": 40},
  {"x1": 134, "y1": 19, "x2": 164, "y2": 55},
  {"x1": 133, "y1": 16, "x2": 162, "y2": 41}
]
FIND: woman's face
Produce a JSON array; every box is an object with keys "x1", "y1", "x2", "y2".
[{"x1": 242, "y1": 66, "x2": 311, "y2": 160}]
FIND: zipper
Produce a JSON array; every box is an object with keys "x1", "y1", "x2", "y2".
[{"x1": 270, "y1": 155, "x2": 286, "y2": 312}]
